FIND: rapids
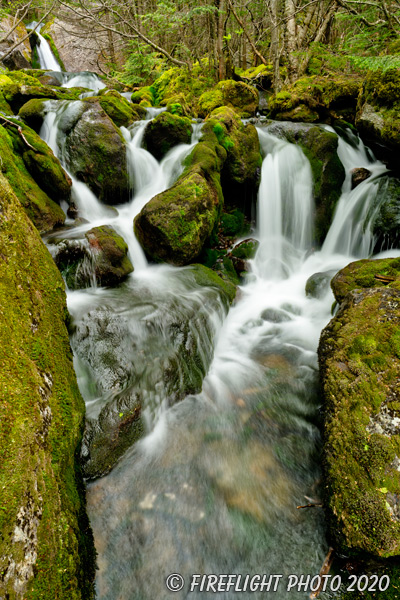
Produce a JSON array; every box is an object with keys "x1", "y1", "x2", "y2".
[{"x1": 34, "y1": 67, "x2": 396, "y2": 598}]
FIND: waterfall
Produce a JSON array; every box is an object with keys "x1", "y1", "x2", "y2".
[{"x1": 27, "y1": 22, "x2": 61, "y2": 71}]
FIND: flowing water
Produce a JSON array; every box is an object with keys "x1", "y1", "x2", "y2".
[
  {"x1": 26, "y1": 21, "x2": 61, "y2": 71},
  {"x1": 34, "y1": 72, "x2": 395, "y2": 597}
]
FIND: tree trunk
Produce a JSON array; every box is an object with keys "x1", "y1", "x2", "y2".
[{"x1": 284, "y1": 0, "x2": 298, "y2": 82}]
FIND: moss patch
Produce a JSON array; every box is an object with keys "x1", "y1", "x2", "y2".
[
  {"x1": 142, "y1": 111, "x2": 192, "y2": 160},
  {"x1": 198, "y1": 79, "x2": 258, "y2": 118}
]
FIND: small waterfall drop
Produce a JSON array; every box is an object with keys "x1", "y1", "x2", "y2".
[{"x1": 27, "y1": 22, "x2": 61, "y2": 71}]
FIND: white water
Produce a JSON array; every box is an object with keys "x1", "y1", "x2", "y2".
[
  {"x1": 72, "y1": 126, "x2": 393, "y2": 599},
  {"x1": 27, "y1": 21, "x2": 61, "y2": 71}
]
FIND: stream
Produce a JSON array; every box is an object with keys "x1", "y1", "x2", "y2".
[{"x1": 33, "y1": 53, "x2": 398, "y2": 599}]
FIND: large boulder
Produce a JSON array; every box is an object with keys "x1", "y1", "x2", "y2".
[
  {"x1": 356, "y1": 69, "x2": 400, "y2": 172},
  {"x1": 0, "y1": 172, "x2": 95, "y2": 598},
  {"x1": 267, "y1": 75, "x2": 362, "y2": 124},
  {"x1": 0, "y1": 123, "x2": 65, "y2": 232},
  {"x1": 64, "y1": 101, "x2": 130, "y2": 204},
  {"x1": 202, "y1": 106, "x2": 261, "y2": 214},
  {"x1": 134, "y1": 132, "x2": 225, "y2": 265},
  {"x1": 198, "y1": 79, "x2": 258, "y2": 118},
  {"x1": 142, "y1": 111, "x2": 192, "y2": 160},
  {"x1": 5, "y1": 117, "x2": 72, "y2": 204},
  {"x1": 319, "y1": 257, "x2": 400, "y2": 557},
  {"x1": 266, "y1": 122, "x2": 345, "y2": 245},
  {"x1": 97, "y1": 90, "x2": 145, "y2": 127}
]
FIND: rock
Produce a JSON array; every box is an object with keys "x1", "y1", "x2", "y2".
[
  {"x1": 143, "y1": 111, "x2": 192, "y2": 160},
  {"x1": 135, "y1": 132, "x2": 225, "y2": 265},
  {"x1": 202, "y1": 106, "x2": 262, "y2": 214},
  {"x1": 0, "y1": 122, "x2": 65, "y2": 232},
  {"x1": 268, "y1": 75, "x2": 362, "y2": 124},
  {"x1": 305, "y1": 270, "x2": 335, "y2": 299},
  {"x1": 73, "y1": 265, "x2": 232, "y2": 478},
  {"x1": 96, "y1": 90, "x2": 143, "y2": 127},
  {"x1": 198, "y1": 80, "x2": 259, "y2": 118},
  {"x1": 227, "y1": 238, "x2": 259, "y2": 278},
  {"x1": 266, "y1": 122, "x2": 345, "y2": 245},
  {"x1": 356, "y1": 69, "x2": 400, "y2": 172},
  {"x1": 0, "y1": 172, "x2": 95, "y2": 598},
  {"x1": 351, "y1": 167, "x2": 371, "y2": 189},
  {"x1": 0, "y1": 17, "x2": 32, "y2": 69},
  {"x1": 131, "y1": 86, "x2": 153, "y2": 106},
  {"x1": 18, "y1": 97, "x2": 49, "y2": 131},
  {"x1": 53, "y1": 226, "x2": 133, "y2": 288},
  {"x1": 5, "y1": 118, "x2": 72, "y2": 204},
  {"x1": 65, "y1": 101, "x2": 130, "y2": 204},
  {"x1": 319, "y1": 257, "x2": 400, "y2": 557},
  {"x1": 260, "y1": 307, "x2": 291, "y2": 323},
  {"x1": 85, "y1": 225, "x2": 133, "y2": 286},
  {"x1": 370, "y1": 176, "x2": 400, "y2": 251}
]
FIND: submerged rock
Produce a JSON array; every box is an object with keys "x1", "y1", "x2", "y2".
[
  {"x1": 0, "y1": 172, "x2": 95, "y2": 598},
  {"x1": 143, "y1": 111, "x2": 192, "y2": 160},
  {"x1": 319, "y1": 257, "x2": 400, "y2": 558},
  {"x1": 305, "y1": 270, "x2": 335, "y2": 299}
]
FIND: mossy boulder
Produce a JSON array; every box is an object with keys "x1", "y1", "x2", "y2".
[
  {"x1": 64, "y1": 101, "x2": 130, "y2": 204},
  {"x1": 319, "y1": 257, "x2": 400, "y2": 557},
  {"x1": 18, "y1": 97, "x2": 49, "y2": 131},
  {"x1": 356, "y1": 69, "x2": 400, "y2": 171},
  {"x1": 268, "y1": 75, "x2": 362, "y2": 124},
  {"x1": 131, "y1": 85, "x2": 153, "y2": 106},
  {"x1": 198, "y1": 79, "x2": 258, "y2": 118},
  {"x1": 0, "y1": 123, "x2": 65, "y2": 232},
  {"x1": 5, "y1": 117, "x2": 72, "y2": 204},
  {"x1": 227, "y1": 238, "x2": 259, "y2": 278},
  {"x1": 266, "y1": 122, "x2": 345, "y2": 244},
  {"x1": 85, "y1": 225, "x2": 133, "y2": 286},
  {"x1": 0, "y1": 172, "x2": 95, "y2": 598},
  {"x1": 92, "y1": 91, "x2": 141, "y2": 127},
  {"x1": 150, "y1": 64, "x2": 216, "y2": 116},
  {"x1": 203, "y1": 106, "x2": 261, "y2": 214},
  {"x1": 142, "y1": 111, "x2": 192, "y2": 160}
]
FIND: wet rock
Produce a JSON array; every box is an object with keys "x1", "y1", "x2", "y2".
[
  {"x1": 351, "y1": 167, "x2": 371, "y2": 189},
  {"x1": 65, "y1": 101, "x2": 130, "y2": 204},
  {"x1": 143, "y1": 111, "x2": 192, "y2": 160},
  {"x1": 198, "y1": 79, "x2": 258, "y2": 118},
  {"x1": 227, "y1": 238, "x2": 259, "y2": 278},
  {"x1": 95, "y1": 90, "x2": 144, "y2": 127},
  {"x1": 202, "y1": 106, "x2": 262, "y2": 215},
  {"x1": 370, "y1": 176, "x2": 400, "y2": 252},
  {"x1": 260, "y1": 308, "x2": 292, "y2": 323},
  {"x1": 319, "y1": 258, "x2": 400, "y2": 558},
  {"x1": 305, "y1": 270, "x2": 335, "y2": 299}
]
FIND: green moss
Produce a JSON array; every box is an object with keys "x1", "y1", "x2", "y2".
[
  {"x1": 198, "y1": 79, "x2": 258, "y2": 118},
  {"x1": 131, "y1": 85, "x2": 154, "y2": 105},
  {"x1": 189, "y1": 263, "x2": 236, "y2": 303},
  {"x1": 41, "y1": 32, "x2": 66, "y2": 71},
  {"x1": 0, "y1": 124, "x2": 65, "y2": 232},
  {"x1": 142, "y1": 111, "x2": 192, "y2": 160},
  {"x1": 95, "y1": 91, "x2": 137, "y2": 127},
  {"x1": 0, "y1": 173, "x2": 95, "y2": 598},
  {"x1": 331, "y1": 257, "x2": 400, "y2": 304},
  {"x1": 319, "y1": 263, "x2": 400, "y2": 558}
]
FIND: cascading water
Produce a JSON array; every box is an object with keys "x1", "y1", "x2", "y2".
[
  {"x1": 26, "y1": 22, "x2": 61, "y2": 71},
  {"x1": 73, "y1": 126, "x2": 393, "y2": 600}
]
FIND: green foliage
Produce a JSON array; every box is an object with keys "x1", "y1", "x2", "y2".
[
  {"x1": 115, "y1": 41, "x2": 164, "y2": 86},
  {"x1": 349, "y1": 54, "x2": 400, "y2": 73}
]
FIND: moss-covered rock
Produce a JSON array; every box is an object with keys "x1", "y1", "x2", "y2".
[
  {"x1": 143, "y1": 111, "x2": 192, "y2": 160},
  {"x1": 64, "y1": 101, "x2": 129, "y2": 204},
  {"x1": 305, "y1": 270, "x2": 335, "y2": 299},
  {"x1": 0, "y1": 17, "x2": 32, "y2": 70},
  {"x1": 5, "y1": 117, "x2": 72, "y2": 204},
  {"x1": 227, "y1": 238, "x2": 259, "y2": 278},
  {"x1": 198, "y1": 79, "x2": 258, "y2": 118},
  {"x1": 85, "y1": 225, "x2": 133, "y2": 286},
  {"x1": 150, "y1": 64, "x2": 216, "y2": 116},
  {"x1": 0, "y1": 123, "x2": 65, "y2": 232},
  {"x1": 95, "y1": 91, "x2": 140, "y2": 127},
  {"x1": 268, "y1": 75, "x2": 362, "y2": 124},
  {"x1": 356, "y1": 69, "x2": 400, "y2": 171},
  {"x1": 203, "y1": 106, "x2": 261, "y2": 214},
  {"x1": 0, "y1": 172, "x2": 95, "y2": 598},
  {"x1": 319, "y1": 257, "x2": 400, "y2": 557},
  {"x1": 266, "y1": 122, "x2": 345, "y2": 244},
  {"x1": 18, "y1": 97, "x2": 49, "y2": 131},
  {"x1": 131, "y1": 85, "x2": 154, "y2": 106}
]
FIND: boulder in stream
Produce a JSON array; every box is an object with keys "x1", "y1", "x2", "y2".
[
  {"x1": 198, "y1": 79, "x2": 258, "y2": 118},
  {"x1": 142, "y1": 111, "x2": 192, "y2": 160},
  {"x1": 319, "y1": 257, "x2": 400, "y2": 557},
  {"x1": 0, "y1": 171, "x2": 95, "y2": 598}
]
